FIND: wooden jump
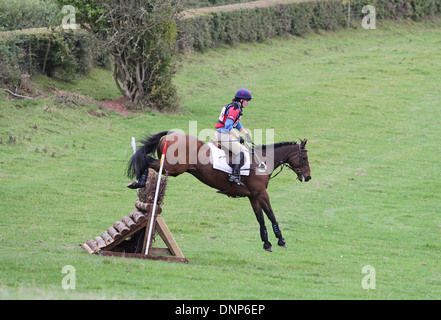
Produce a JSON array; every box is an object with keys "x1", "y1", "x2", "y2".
[{"x1": 81, "y1": 170, "x2": 188, "y2": 263}]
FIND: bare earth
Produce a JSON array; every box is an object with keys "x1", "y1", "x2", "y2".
[
  {"x1": 183, "y1": 0, "x2": 313, "y2": 18},
  {"x1": 101, "y1": 97, "x2": 136, "y2": 116}
]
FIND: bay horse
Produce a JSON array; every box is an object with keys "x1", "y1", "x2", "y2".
[{"x1": 127, "y1": 130, "x2": 311, "y2": 252}]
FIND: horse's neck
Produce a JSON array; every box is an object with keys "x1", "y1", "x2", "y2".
[
  {"x1": 273, "y1": 145, "x2": 293, "y2": 167},
  {"x1": 258, "y1": 144, "x2": 296, "y2": 172}
]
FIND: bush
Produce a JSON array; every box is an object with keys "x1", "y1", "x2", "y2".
[{"x1": 0, "y1": 40, "x2": 22, "y2": 87}]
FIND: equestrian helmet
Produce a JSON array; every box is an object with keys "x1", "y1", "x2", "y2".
[{"x1": 235, "y1": 88, "x2": 252, "y2": 100}]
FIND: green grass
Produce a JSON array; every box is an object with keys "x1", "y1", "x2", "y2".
[
  {"x1": 1, "y1": 18, "x2": 441, "y2": 299},
  {"x1": 30, "y1": 68, "x2": 122, "y2": 101}
]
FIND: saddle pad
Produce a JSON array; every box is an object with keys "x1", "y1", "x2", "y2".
[{"x1": 208, "y1": 142, "x2": 251, "y2": 176}]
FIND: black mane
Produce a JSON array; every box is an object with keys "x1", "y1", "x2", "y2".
[{"x1": 253, "y1": 141, "x2": 298, "y2": 152}]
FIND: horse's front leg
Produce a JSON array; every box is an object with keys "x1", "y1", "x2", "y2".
[
  {"x1": 249, "y1": 196, "x2": 272, "y2": 252},
  {"x1": 259, "y1": 192, "x2": 287, "y2": 248}
]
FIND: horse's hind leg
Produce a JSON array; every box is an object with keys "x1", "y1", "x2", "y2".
[
  {"x1": 259, "y1": 192, "x2": 287, "y2": 248},
  {"x1": 249, "y1": 196, "x2": 272, "y2": 252}
]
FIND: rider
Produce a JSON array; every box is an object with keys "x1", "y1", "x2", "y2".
[{"x1": 215, "y1": 89, "x2": 253, "y2": 186}]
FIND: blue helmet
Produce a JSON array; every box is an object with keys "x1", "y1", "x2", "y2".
[{"x1": 235, "y1": 88, "x2": 252, "y2": 100}]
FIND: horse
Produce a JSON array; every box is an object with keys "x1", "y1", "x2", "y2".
[{"x1": 127, "y1": 130, "x2": 311, "y2": 252}]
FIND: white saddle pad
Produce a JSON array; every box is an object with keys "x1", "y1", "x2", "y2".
[{"x1": 208, "y1": 142, "x2": 251, "y2": 176}]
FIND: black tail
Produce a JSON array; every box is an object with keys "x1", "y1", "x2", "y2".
[{"x1": 127, "y1": 131, "x2": 170, "y2": 179}]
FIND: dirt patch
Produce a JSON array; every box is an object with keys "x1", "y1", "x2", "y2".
[
  {"x1": 101, "y1": 97, "x2": 138, "y2": 116},
  {"x1": 183, "y1": 0, "x2": 313, "y2": 18}
]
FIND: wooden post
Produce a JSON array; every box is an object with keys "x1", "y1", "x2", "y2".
[
  {"x1": 155, "y1": 214, "x2": 185, "y2": 259},
  {"x1": 28, "y1": 41, "x2": 32, "y2": 77},
  {"x1": 42, "y1": 40, "x2": 51, "y2": 75}
]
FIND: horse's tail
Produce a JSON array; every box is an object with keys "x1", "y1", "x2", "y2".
[{"x1": 127, "y1": 130, "x2": 170, "y2": 179}]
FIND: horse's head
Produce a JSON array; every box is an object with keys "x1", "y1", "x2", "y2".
[{"x1": 288, "y1": 139, "x2": 311, "y2": 182}]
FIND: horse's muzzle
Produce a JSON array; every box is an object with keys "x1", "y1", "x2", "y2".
[{"x1": 298, "y1": 174, "x2": 311, "y2": 182}]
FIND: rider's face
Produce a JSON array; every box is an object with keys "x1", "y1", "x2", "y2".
[{"x1": 241, "y1": 100, "x2": 250, "y2": 108}]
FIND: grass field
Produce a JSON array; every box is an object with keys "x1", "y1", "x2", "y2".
[{"x1": 1, "y1": 18, "x2": 441, "y2": 300}]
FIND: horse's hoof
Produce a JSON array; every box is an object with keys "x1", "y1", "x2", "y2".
[
  {"x1": 127, "y1": 182, "x2": 138, "y2": 189},
  {"x1": 127, "y1": 181, "x2": 145, "y2": 189},
  {"x1": 278, "y1": 238, "x2": 287, "y2": 248},
  {"x1": 263, "y1": 242, "x2": 272, "y2": 252}
]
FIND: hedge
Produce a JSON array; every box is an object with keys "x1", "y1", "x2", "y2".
[
  {"x1": 0, "y1": 30, "x2": 94, "y2": 87},
  {"x1": 0, "y1": 0, "x2": 61, "y2": 31},
  {"x1": 2, "y1": 0, "x2": 441, "y2": 90},
  {"x1": 178, "y1": 0, "x2": 441, "y2": 52}
]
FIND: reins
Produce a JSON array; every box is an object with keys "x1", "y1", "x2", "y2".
[
  {"x1": 246, "y1": 142, "x2": 306, "y2": 180},
  {"x1": 270, "y1": 153, "x2": 301, "y2": 180}
]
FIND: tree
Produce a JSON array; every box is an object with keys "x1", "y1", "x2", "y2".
[
  {"x1": 56, "y1": 0, "x2": 183, "y2": 111},
  {"x1": 100, "y1": 0, "x2": 182, "y2": 110}
]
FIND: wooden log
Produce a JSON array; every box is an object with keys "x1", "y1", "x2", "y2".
[
  {"x1": 134, "y1": 200, "x2": 152, "y2": 212},
  {"x1": 122, "y1": 216, "x2": 137, "y2": 229},
  {"x1": 101, "y1": 231, "x2": 113, "y2": 245},
  {"x1": 135, "y1": 201, "x2": 162, "y2": 215},
  {"x1": 95, "y1": 236, "x2": 106, "y2": 249},
  {"x1": 86, "y1": 239, "x2": 100, "y2": 253},
  {"x1": 107, "y1": 226, "x2": 121, "y2": 241},
  {"x1": 113, "y1": 221, "x2": 129, "y2": 235},
  {"x1": 130, "y1": 211, "x2": 147, "y2": 224},
  {"x1": 81, "y1": 243, "x2": 94, "y2": 254}
]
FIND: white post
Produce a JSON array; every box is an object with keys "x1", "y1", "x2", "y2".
[
  {"x1": 145, "y1": 142, "x2": 168, "y2": 255},
  {"x1": 131, "y1": 137, "x2": 137, "y2": 155}
]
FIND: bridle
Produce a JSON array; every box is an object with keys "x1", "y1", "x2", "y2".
[{"x1": 270, "y1": 144, "x2": 309, "y2": 180}]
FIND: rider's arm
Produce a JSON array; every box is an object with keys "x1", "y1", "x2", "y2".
[
  {"x1": 240, "y1": 127, "x2": 252, "y2": 143},
  {"x1": 239, "y1": 126, "x2": 247, "y2": 135},
  {"x1": 225, "y1": 118, "x2": 240, "y2": 138}
]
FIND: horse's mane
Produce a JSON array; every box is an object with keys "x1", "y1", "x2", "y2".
[{"x1": 253, "y1": 141, "x2": 298, "y2": 152}]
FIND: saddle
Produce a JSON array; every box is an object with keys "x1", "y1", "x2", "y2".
[
  {"x1": 212, "y1": 141, "x2": 237, "y2": 163},
  {"x1": 208, "y1": 141, "x2": 251, "y2": 176}
]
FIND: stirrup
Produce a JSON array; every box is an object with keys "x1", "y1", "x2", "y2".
[
  {"x1": 257, "y1": 162, "x2": 267, "y2": 173},
  {"x1": 229, "y1": 175, "x2": 244, "y2": 186}
]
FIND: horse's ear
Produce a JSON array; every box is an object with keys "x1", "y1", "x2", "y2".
[{"x1": 301, "y1": 139, "x2": 308, "y2": 148}]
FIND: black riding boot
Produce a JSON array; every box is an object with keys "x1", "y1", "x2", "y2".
[
  {"x1": 228, "y1": 152, "x2": 244, "y2": 186},
  {"x1": 228, "y1": 163, "x2": 244, "y2": 186}
]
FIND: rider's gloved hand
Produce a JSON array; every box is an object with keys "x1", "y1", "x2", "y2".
[
  {"x1": 239, "y1": 137, "x2": 245, "y2": 144},
  {"x1": 245, "y1": 133, "x2": 253, "y2": 144}
]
